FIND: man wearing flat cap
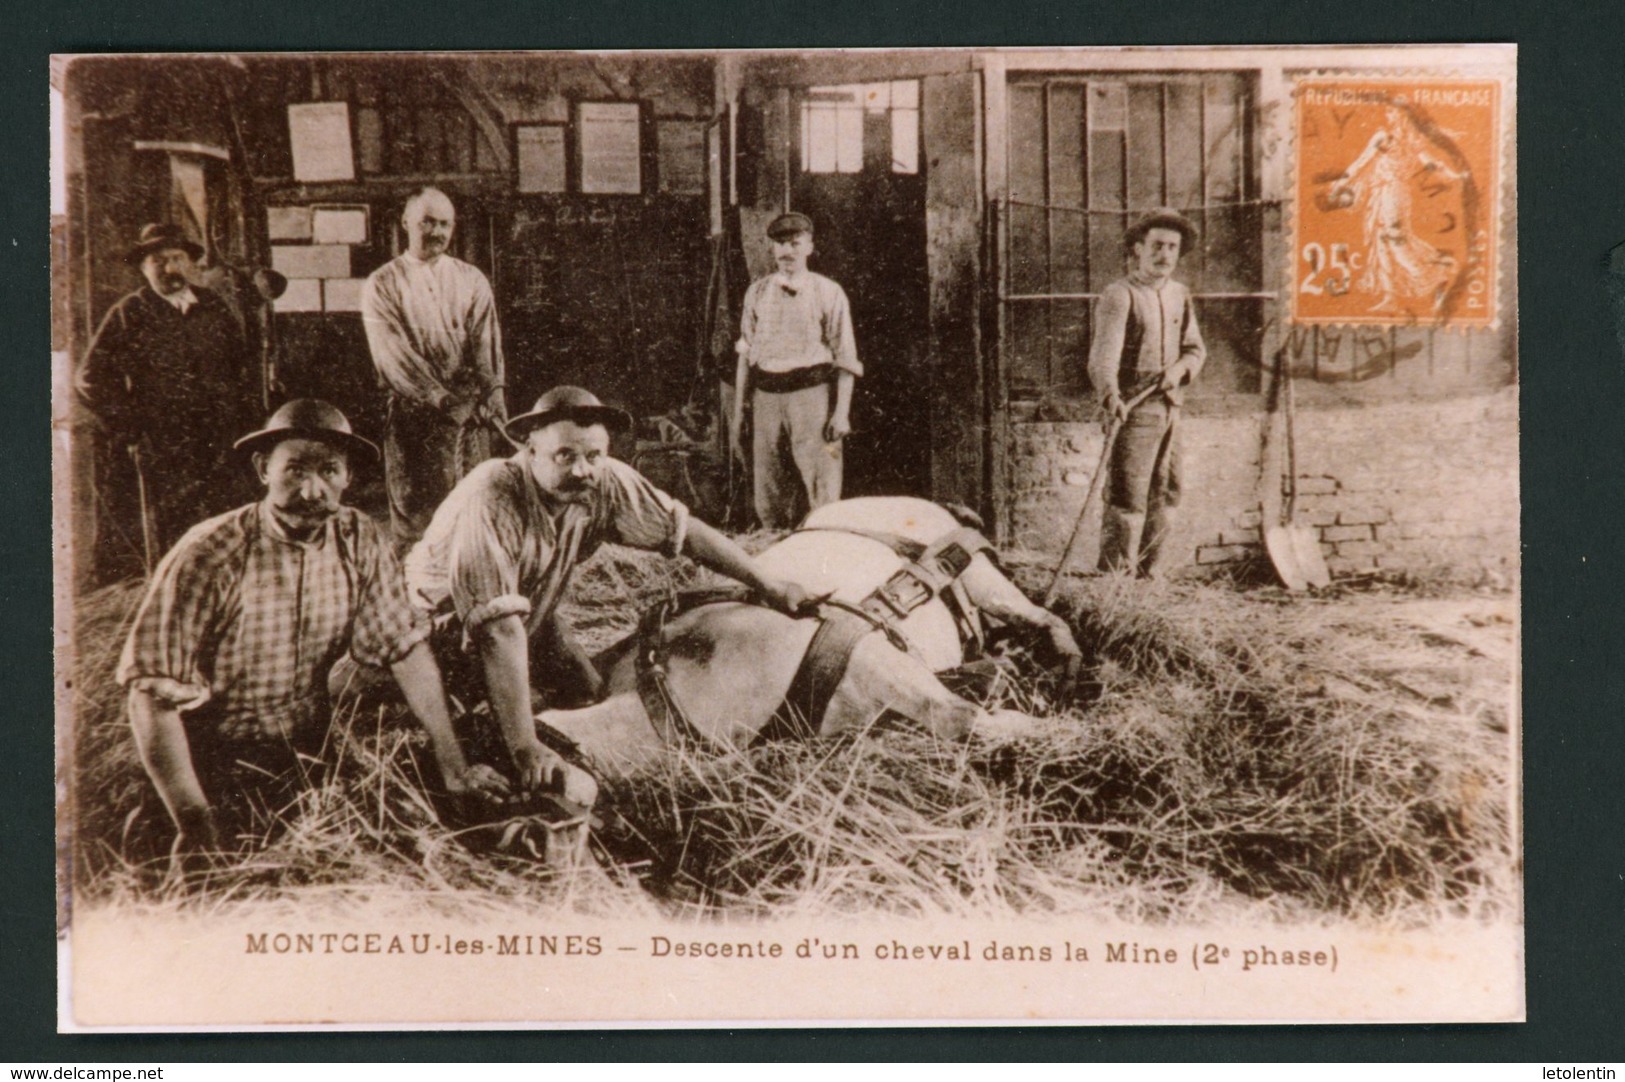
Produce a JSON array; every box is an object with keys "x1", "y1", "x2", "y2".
[
  {"x1": 406, "y1": 386, "x2": 818, "y2": 795},
  {"x1": 75, "y1": 223, "x2": 258, "y2": 575},
  {"x1": 119, "y1": 399, "x2": 506, "y2": 864},
  {"x1": 1085, "y1": 208, "x2": 1208, "y2": 578},
  {"x1": 730, "y1": 212, "x2": 861, "y2": 529}
]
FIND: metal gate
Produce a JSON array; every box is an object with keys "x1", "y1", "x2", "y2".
[{"x1": 996, "y1": 71, "x2": 1273, "y2": 403}]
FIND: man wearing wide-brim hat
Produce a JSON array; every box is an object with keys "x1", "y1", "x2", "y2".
[
  {"x1": 74, "y1": 222, "x2": 261, "y2": 578},
  {"x1": 1084, "y1": 208, "x2": 1208, "y2": 578},
  {"x1": 118, "y1": 399, "x2": 508, "y2": 868},
  {"x1": 405, "y1": 385, "x2": 819, "y2": 795}
]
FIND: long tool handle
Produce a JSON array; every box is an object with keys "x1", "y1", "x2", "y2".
[
  {"x1": 129, "y1": 443, "x2": 157, "y2": 578},
  {"x1": 1043, "y1": 382, "x2": 1160, "y2": 606},
  {"x1": 1283, "y1": 348, "x2": 1300, "y2": 525}
]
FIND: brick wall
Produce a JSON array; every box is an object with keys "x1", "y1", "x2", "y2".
[{"x1": 1007, "y1": 386, "x2": 1518, "y2": 579}]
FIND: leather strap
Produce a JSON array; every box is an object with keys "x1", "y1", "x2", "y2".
[
  {"x1": 627, "y1": 521, "x2": 998, "y2": 753},
  {"x1": 753, "y1": 524, "x2": 998, "y2": 746},
  {"x1": 753, "y1": 608, "x2": 874, "y2": 746},
  {"x1": 632, "y1": 591, "x2": 750, "y2": 755},
  {"x1": 858, "y1": 526, "x2": 995, "y2": 627},
  {"x1": 752, "y1": 364, "x2": 836, "y2": 394}
]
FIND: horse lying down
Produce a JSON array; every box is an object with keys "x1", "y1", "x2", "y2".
[{"x1": 538, "y1": 497, "x2": 1082, "y2": 803}]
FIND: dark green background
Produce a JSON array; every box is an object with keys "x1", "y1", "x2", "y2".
[{"x1": 7, "y1": 0, "x2": 1622, "y2": 1061}]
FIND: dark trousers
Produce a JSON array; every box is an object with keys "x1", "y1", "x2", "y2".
[
  {"x1": 328, "y1": 613, "x2": 603, "y2": 723},
  {"x1": 384, "y1": 395, "x2": 498, "y2": 552},
  {"x1": 1100, "y1": 399, "x2": 1183, "y2": 577},
  {"x1": 181, "y1": 711, "x2": 329, "y2": 849}
]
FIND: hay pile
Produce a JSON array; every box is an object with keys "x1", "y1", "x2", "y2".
[
  {"x1": 600, "y1": 573, "x2": 1515, "y2": 922},
  {"x1": 68, "y1": 549, "x2": 1517, "y2": 925}
]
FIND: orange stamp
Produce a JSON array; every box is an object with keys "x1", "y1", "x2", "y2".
[{"x1": 1291, "y1": 76, "x2": 1503, "y2": 327}]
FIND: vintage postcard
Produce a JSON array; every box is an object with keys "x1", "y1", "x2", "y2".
[{"x1": 53, "y1": 45, "x2": 1520, "y2": 1028}]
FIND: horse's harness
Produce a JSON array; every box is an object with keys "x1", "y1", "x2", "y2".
[{"x1": 632, "y1": 524, "x2": 997, "y2": 754}]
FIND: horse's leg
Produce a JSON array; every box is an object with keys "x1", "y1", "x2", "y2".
[
  {"x1": 534, "y1": 693, "x2": 664, "y2": 798},
  {"x1": 820, "y1": 636, "x2": 1037, "y2": 744}
]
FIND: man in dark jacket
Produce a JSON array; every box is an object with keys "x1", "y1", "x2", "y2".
[{"x1": 75, "y1": 223, "x2": 258, "y2": 576}]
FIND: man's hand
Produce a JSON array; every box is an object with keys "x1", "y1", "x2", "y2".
[
  {"x1": 445, "y1": 762, "x2": 512, "y2": 804},
  {"x1": 510, "y1": 737, "x2": 569, "y2": 794},
  {"x1": 480, "y1": 386, "x2": 508, "y2": 423},
  {"x1": 445, "y1": 398, "x2": 476, "y2": 426},
  {"x1": 1158, "y1": 361, "x2": 1190, "y2": 393},
  {"x1": 823, "y1": 411, "x2": 852, "y2": 444},
  {"x1": 1102, "y1": 393, "x2": 1128, "y2": 423},
  {"x1": 1042, "y1": 614, "x2": 1084, "y2": 684},
  {"x1": 756, "y1": 577, "x2": 826, "y2": 617}
]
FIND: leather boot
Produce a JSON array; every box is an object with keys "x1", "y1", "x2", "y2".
[
  {"x1": 1138, "y1": 504, "x2": 1179, "y2": 579},
  {"x1": 1097, "y1": 505, "x2": 1146, "y2": 575}
]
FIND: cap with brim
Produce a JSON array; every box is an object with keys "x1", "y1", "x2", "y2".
[
  {"x1": 1124, "y1": 208, "x2": 1199, "y2": 252},
  {"x1": 233, "y1": 398, "x2": 380, "y2": 462},
  {"x1": 766, "y1": 212, "x2": 815, "y2": 240},
  {"x1": 504, "y1": 386, "x2": 633, "y2": 443},
  {"x1": 127, "y1": 222, "x2": 205, "y2": 266}
]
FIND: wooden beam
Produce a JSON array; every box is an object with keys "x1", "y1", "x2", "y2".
[
  {"x1": 923, "y1": 70, "x2": 986, "y2": 518},
  {"x1": 739, "y1": 50, "x2": 977, "y2": 90}
]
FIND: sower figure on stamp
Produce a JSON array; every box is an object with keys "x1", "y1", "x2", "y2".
[
  {"x1": 405, "y1": 386, "x2": 820, "y2": 803},
  {"x1": 1085, "y1": 209, "x2": 1208, "y2": 578},
  {"x1": 118, "y1": 399, "x2": 507, "y2": 874},
  {"x1": 74, "y1": 223, "x2": 259, "y2": 577},
  {"x1": 729, "y1": 212, "x2": 861, "y2": 530},
  {"x1": 361, "y1": 187, "x2": 508, "y2": 551}
]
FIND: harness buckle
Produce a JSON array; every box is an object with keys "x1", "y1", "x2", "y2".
[
  {"x1": 935, "y1": 542, "x2": 973, "y2": 579},
  {"x1": 874, "y1": 565, "x2": 936, "y2": 619}
]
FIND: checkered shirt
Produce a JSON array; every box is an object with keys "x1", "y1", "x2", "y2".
[
  {"x1": 117, "y1": 502, "x2": 429, "y2": 744},
  {"x1": 404, "y1": 453, "x2": 689, "y2": 641}
]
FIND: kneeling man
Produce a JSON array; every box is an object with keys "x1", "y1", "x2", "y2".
[
  {"x1": 119, "y1": 400, "x2": 504, "y2": 860},
  {"x1": 405, "y1": 386, "x2": 816, "y2": 795}
]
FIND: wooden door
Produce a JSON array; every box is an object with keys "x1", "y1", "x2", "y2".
[{"x1": 788, "y1": 80, "x2": 931, "y2": 500}]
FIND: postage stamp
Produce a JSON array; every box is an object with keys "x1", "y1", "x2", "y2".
[{"x1": 1291, "y1": 76, "x2": 1505, "y2": 328}]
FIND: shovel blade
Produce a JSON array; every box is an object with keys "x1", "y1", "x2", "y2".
[
  {"x1": 1264, "y1": 524, "x2": 1308, "y2": 591},
  {"x1": 1290, "y1": 524, "x2": 1333, "y2": 588},
  {"x1": 1266, "y1": 523, "x2": 1331, "y2": 591}
]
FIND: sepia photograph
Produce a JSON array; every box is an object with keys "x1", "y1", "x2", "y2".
[{"x1": 52, "y1": 45, "x2": 1521, "y2": 1028}]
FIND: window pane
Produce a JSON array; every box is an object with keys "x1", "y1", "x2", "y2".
[
  {"x1": 836, "y1": 105, "x2": 863, "y2": 172},
  {"x1": 862, "y1": 82, "x2": 890, "y2": 112},
  {"x1": 807, "y1": 104, "x2": 838, "y2": 172},
  {"x1": 891, "y1": 108, "x2": 918, "y2": 173},
  {"x1": 891, "y1": 79, "x2": 919, "y2": 109}
]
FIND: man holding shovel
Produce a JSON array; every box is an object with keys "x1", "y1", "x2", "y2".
[{"x1": 1085, "y1": 209, "x2": 1207, "y2": 578}]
